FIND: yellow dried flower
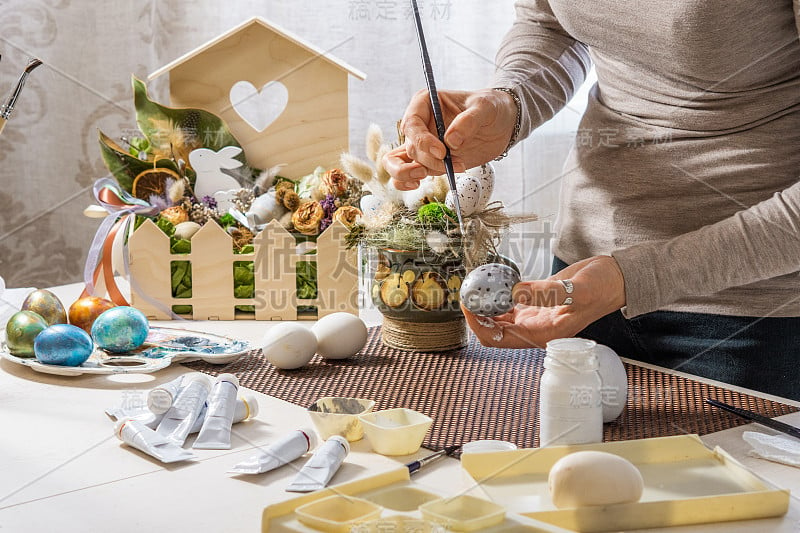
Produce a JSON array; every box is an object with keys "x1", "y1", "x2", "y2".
[
  {"x1": 291, "y1": 201, "x2": 325, "y2": 235},
  {"x1": 283, "y1": 190, "x2": 301, "y2": 211},
  {"x1": 321, "y1": 168, "x2": 349, "y2": 197},
  {"x1": 160, "y1": 206, "x2": 189, "y2": 226},
  {"x1": 332, "y1": 206, "x2": 362, "y2": 229}
]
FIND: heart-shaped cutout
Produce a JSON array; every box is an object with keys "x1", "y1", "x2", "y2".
[{"x1": 229, "y1": 80, "x2": 289, "y2": 132}]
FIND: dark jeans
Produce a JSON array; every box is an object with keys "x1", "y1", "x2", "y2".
[{"x1": 552, "y1": 257, "x2": 800, "y2": 401}]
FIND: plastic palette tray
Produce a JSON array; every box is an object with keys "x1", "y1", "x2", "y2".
[
  {"x1": 460, "y1": 434, "x2": 789, "y2": 533},
  {"x1": 262, "y1": 467, "x2": 572, "y2": 532}
]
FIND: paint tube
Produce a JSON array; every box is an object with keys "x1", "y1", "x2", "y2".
[
  {"x1": 193, "y1": 374, "x2": 240, "y2": 449},
  {"x1": 286, "y1": 435, "x2": 349, "y2": 492},
  {"x1": 189, "y1": 394, "x2": 259, "y2": 434},
  {"x1": 105, "y1": 406, "x2": 163, "y2": 429},
  {"x1": 115, "y1": 418, "x2": 196, "y2": 463},
  {"x1": 147, "y1": 375, "x2": 185, "y2": 414},
  {"x1": 156, "y1": 374, "x2": 210, "y2": 446},
  {"x1": 228, "y1": 428, "x2": 318, "y2": 475}
]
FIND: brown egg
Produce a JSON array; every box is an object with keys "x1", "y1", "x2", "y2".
[{"x1": 68, "y1": 296, "x2": 116, "y2": 333}]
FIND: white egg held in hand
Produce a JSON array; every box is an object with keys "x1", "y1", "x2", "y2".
[
  {"x1": 595, "y1": 344, "x2": 628, "y2": 422},
  {"x1": 312, "y1": 312, "x2": 368, "y2": 359},
  {"x1": 262, "y1": 323, "x2": 318, "y2": 369},
  {"x1": 548, "y1": 451, "x2": 644, "y2": 509}
]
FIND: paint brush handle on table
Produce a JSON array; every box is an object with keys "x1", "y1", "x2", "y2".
[
  {"x1": 406, "y1": 445, "x2": 461, "y2": 474},
  {"x1": 705, "y1": 398, "x2": 800, "y2": 440}
]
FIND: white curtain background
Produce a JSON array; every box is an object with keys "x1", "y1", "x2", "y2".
[{"x1": 0, "y1": 0, "x2": 593, "y2": 288}]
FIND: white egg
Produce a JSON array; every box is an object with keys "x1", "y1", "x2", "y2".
[
  {"x1": 360, "y1": 194, "x2": 383, "y2": 218},
  {"x1": 247, "y1": 191, "x2": 286, "y2": 224},
  {"x1": 311, "y1": 312, "x2": 368, "y2": 359},
  {"x1": 548, "y1": 450, "x2": 644, "y2": 509},
  {"x1": 262, "y1": 323, "x2": 318, "y2": 369},
  {"x1": 465, "y1": 163, "x2": 495, "y2": 209},
  {"x1": 445, "y1": 174, "x2": 483, "y2": 216},
  {"x1": 174, "y1": 221, "x2": 201, "y2": 241},
  {"x1": 595, "y1": 344, "x2": 628, "y2": 422}
]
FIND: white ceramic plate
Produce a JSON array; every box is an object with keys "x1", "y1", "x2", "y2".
[{"x1": 1, "y1": 327, "x2": 251, "y2": 376}]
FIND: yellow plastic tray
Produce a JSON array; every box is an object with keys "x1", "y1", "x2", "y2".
[
  {"x1": 262, "y1": 467, "x2": 571, "y2": 532},
  {"x1": 460, "y1": 434, "x2": 789, "y2": 533}
]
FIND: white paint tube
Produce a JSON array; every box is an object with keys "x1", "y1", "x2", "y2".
[
  {"x1": 115, "y1": 418, "x2": 196, "y2": 463},
  {"x1": 105, "y1": 407, "x2": 163, "y2": 429},
  {"x1": 189, "y1": 394, "x2": 260, "y2": 434},
  {"x1": 286, "y1": 435, "x2": 350, "y2": 492},
  {"x1": 147, "y1": 375, "x2": 185, "y2": 414},
  {"x1": 228, "y1": 428, "x2": 318, "y2": 475},
  {"x1": 156, "y1": 374, "x2": 211, "y2": 446},
  {"x1": 193, "y1": 374, "x2": 240, "y2": 449}
]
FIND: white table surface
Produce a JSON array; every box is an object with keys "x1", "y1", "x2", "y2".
[{"x1": 1, "y1": 282, "x2": 799, "y2": 533}]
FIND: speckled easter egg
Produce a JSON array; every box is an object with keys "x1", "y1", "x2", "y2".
[
  {"x1": 34, "y1": 324, "x2": 94, "y2": 366},
  {"x1": 68, "y1": 297, "x2": 116, "y2": 333},
  {"x1": 21, "y1": 289, "x2": 67, "y2": 326},
  {"x1": 460, "y1": 263, "x2": 522, "y2": 317},
  {"x1": 5, "y1": 310, "x2": 49, "y2": 357},
  {"x1": 91, "y1": 306, "x2": 149, "y2": 353},
  {"x1": 445, "y1": 174, "x2": 483, "y2": 216},
  {"x1": 465, "y1": 163, "x2": 495, "y2": 209}
]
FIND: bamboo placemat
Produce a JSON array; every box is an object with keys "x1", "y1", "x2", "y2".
[{"x1": 184, "y1": 327, "x2": 798, "y2": 450}]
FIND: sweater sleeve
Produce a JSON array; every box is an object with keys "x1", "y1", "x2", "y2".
[
  {"x1": 611, "y1": 3, "x2": 800, "y2": 318},
  {"x1": 492, "y1": 0, "x2": 592, "y2": 141}
]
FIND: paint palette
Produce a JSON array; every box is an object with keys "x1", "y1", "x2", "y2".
[{"x1": 0, "y1": 326, "x2": 250, "y2": 376}]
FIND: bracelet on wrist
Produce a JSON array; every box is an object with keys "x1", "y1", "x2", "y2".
[{"x1": 492, "y1": 87, "x2": 522, "y2": 161}]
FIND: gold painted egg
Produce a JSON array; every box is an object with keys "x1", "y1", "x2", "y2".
[
  {"x1": 21, "y1": 289, "x2": 67, "y2": 326},
  {"x1": 5, "y1": 310, "x2": 48, "y2": 357},
  {"x1": 68, "y1": 297, "x2": 116, "y2": 333}
]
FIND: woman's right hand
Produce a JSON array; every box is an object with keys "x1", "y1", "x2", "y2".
[{"x1": 383, "y1": 88, "x2": 518, "y2": 190}]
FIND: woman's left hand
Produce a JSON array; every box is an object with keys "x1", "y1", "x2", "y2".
[{"x1": 462, "y1": 255, "x2": 626, "y2": 348}]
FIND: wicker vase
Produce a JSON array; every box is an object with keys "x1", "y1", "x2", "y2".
[{"x1": 370, "y1": 248, "x2": 467, "y2": 352}]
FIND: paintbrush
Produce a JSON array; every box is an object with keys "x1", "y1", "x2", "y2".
[
  {"x1": 705, "y1": 398, "x2": 800, "y2": 440},
  {"x1": 0, "y1": 58, "x2": 43, "y2": 135},
  {"x1": 405, "y1": 444, "x2": 461, "y2": 474},
  {"x1": 409, "y1": 0, "x2": 466, "y2": 237}
]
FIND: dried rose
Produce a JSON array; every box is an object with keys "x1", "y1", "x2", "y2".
[
  {"x1": 160, "y1": 206, "x2": 189, "y2": 226},
  {"x1": 332, "y1": 206, "x2": 362, "y2": 229},
  {"x1": 320, "y1": 169, "x2": 349, "y2": 197},
  {"x1": 291, "y1": 201, "x2": 325, "y2": 235}
]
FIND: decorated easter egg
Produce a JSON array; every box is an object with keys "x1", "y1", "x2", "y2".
[
  {"x1": 312, "y1": 312, "x2": 368, "y2": 359},
  {"x1": 460, "y1": 263, "x2": 521, "y2": 317},
  {"x1": 445, "y1": 174, "x2": 483, "y2": 217},
  {"x1": 68, "y1": 297, "x2": 116, "y2": 333},
  {"x1": 465, "y1": 163, "x2": 495, "y2": 209},
  {"x1": 21, "y1": 289, "x2": 67, "y2": 326},
  {"x1": 34, "y1": 324, "x2": 94, "y2": 366},
  {"x1": 91, "y1": 306, "x2": 149, "y2": 353},
  {"x1": 594, "y1": 344, "x2": 628, "y2": 422},
  {"x1": 262, "y1": 323, "x2": 318, "y2": 369},
  {"x1": 5, "y1": 311, "x2": 48, "y2": 357}
]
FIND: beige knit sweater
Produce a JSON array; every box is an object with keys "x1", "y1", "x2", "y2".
[{"x1": 493, "y1": 0, "x2": 800, "y2": 318}]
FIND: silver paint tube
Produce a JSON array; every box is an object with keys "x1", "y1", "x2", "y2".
[
  {"x1": 193, "y1": 374, "x2": 240, "y2": 449},
  {"x1": 156, "y1": 374, "x2": 211, "y2": 446},
  {"x1": 105, "y1": 407, "x2": 163, "y2": 429},
  {"x1": 189, "y1": 394, "x2": 260, "y2": 434},
  {"x1": 115, "y1": 418, "x2": 196, "y2": 463},
  {"x1": 286, "y1": 435, "x2": 349, "y2": 492},
  {"x1": 147, "y1": 375, "x2": 185, "y2": 414},
  {"x1": 228, "y1": 428, "x2": 318, "y2": 475}
]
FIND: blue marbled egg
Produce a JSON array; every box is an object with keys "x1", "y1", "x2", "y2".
[
  {"x1": 460, "y1": 263, "x2": 522, "y2": 317},
  {"x1": 91, "y1": 306, "x2": 149, "y2": 353},
  {"x1": 34, "y1": 324, "x2": 94, "y2": 366}
]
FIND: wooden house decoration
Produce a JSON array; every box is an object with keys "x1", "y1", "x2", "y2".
[{"x1": 148, "y1": 17, "x2": 366, "y2": 179}]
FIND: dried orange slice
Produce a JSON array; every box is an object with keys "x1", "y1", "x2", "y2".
[{"x1": 132, "y1": 168, "x2": 180, "y2": 201}]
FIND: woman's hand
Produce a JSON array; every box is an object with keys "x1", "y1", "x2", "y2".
[
  {"x1": 383, "y1": 88, "x2": 518, "y2": 191},
  {"x1": 463, "y1": 256, "x2": 627, "y2": 349}
]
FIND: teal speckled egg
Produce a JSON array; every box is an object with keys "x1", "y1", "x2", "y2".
[
  {"x1": 21, "y1": 289, "x2": 68, "y2": 326},
  {"x1": 34, "y1": 324, "x2": 94, "y2": 366},
  {"x1": 91, "y1": 306, "x2": 149, "y2": 353},
  {"x1": 5, "y1": 311, "x2": 49, "y2": 357}
]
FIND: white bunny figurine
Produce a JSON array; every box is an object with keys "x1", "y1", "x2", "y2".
[{"x1": 189, "y1": 146, "x2": 244, "y2": 201}]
